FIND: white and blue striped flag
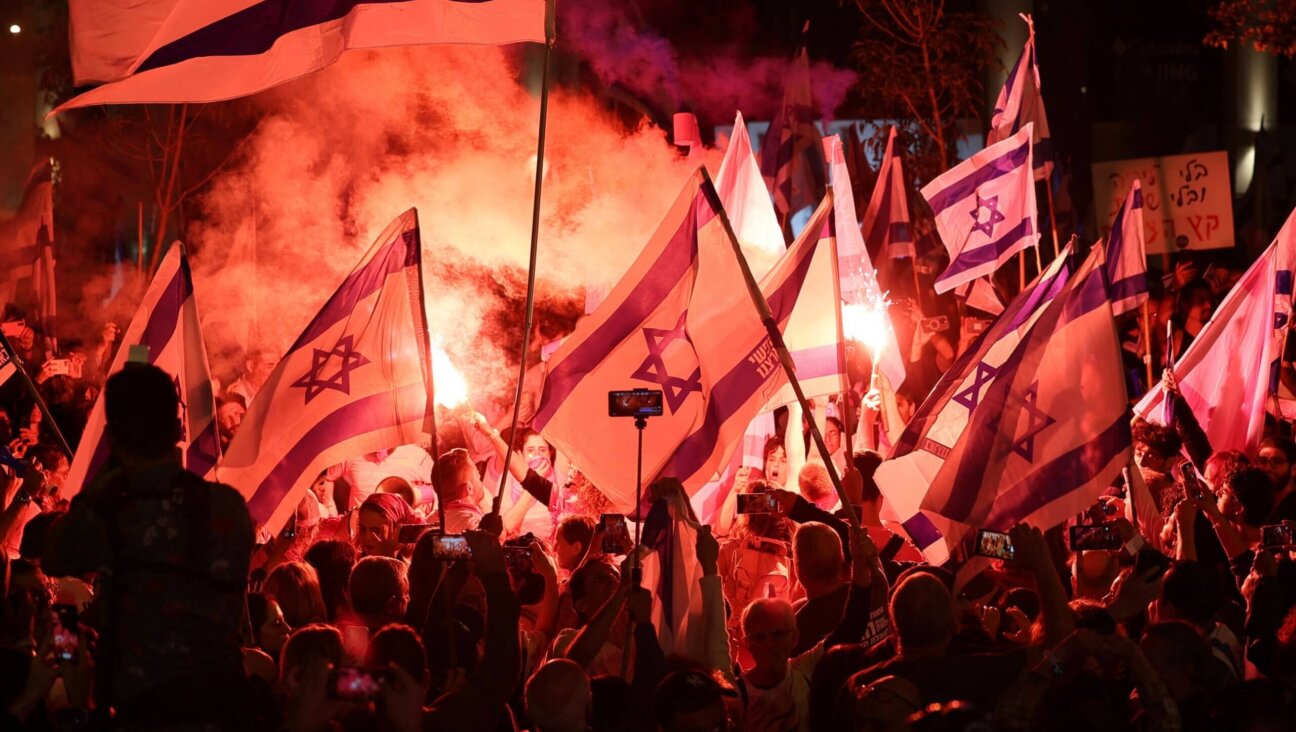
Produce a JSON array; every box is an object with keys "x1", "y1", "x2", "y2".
[
  {"x1": 58, "y1": 0, "x2": 545, "y2": 111},
  {"x1": 988, "y1": 14, "x2": 1053, "y2": 182},
  {"x1": 922, "y1": 123, "x2": 1039, "y2": 294},
  {"x1": 875, "y1": 245, "x2": 1132, "y2": 568},
  {"x1": 64, "y1": 244, "x2": 220, "y2": 499},
  {"x1": 1103, "y1": 180, "x2": 1148, "y2": 316}
]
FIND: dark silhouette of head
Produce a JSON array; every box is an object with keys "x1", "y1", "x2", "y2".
[{"x1": 105, "y1": 364, "x2": 181, "y2": 462}]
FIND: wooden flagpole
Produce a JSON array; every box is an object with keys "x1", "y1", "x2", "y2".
[
  {"x1": 494, "y1": 2, "x2": 555, "y2": 516},
  {"x1": 700, "y1": 169, "x2": 861, "y2": 528}
]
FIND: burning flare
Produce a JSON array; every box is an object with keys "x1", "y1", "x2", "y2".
[
  {"x1": 841, "y1": 271, "x2": 893, "y2": 363},
  {"x1": 432, "y1": 343, "x2": 469, "y2": 408}
]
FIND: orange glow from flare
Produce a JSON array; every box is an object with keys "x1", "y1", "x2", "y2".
[
  {"x1": 841, "y1": 272, "x2": 893, "y2": 362},
  {"x1": 432, "y1": 343, "x2": 469, "y2": 408},
  {"x1": 842, "y1": 303, "x2": 889, "y2": 360}
]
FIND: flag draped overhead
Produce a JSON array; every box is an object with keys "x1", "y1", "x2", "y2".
[
  {"x1": 536, "y1": 171, "x2": 834, "y2": 510},
  {"x1": 860, "y1": 126, "x2": 916, "y2": 262},
  {"x1": 59, "y1": 0, "x2": 547, "y2": 111},
  {"x1": 760, "y1": 47, "x2": 827, "y2": 228},
  {"x1": 1135, "y1": 208, "x2": 1296, "y2": 454},
  {"x1": 1104, "y1": 180, "x2": 1148, "y2": 316},
  {"x1": 64, "y1": 244, "x2": 219, "y2": 499},
  {"x1": 218, "y1": 210, "x2": 433, "y2": 533},
  {"x1": 922, "y1": 123, "x2": 1039, "y2": 294},
  {"x1": 715, "y1": 111, "x2": 786, "y2": 275},
  {"x1": 988, "y1": 14, "x2": 1053, "y2": 182}
]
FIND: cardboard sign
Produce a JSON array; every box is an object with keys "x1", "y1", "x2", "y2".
[{"x1": 1092, "y1": 151, "x2": 1233, "y2": 254}]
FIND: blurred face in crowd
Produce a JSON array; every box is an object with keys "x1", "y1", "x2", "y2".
[
  {"x1": 764, "y1": 446, "x2": 788, "y2": 486},
  {"x1": 41, "y1": 453, "x2": 69, "y2": 490},
  {"x1": 523, "y1": 434, "x2": 552, "y2": 471},
  {"x1": 218, "y1": 400, "x2": 245, "y2": 437},
  {"x1": 573, "y1": 562, "x2": 619, "y2": 619},
  {"x1": 1134, "y1": 442, "x2": 1169, "y2": 473},
  {"x1": 824, "y1": 421, "x2": 842, "y2": 455},
  {"x1": 1257, "y1": 446, "x2": 1292, "y2": 487},
  {"x1": 259, "y1": 599, "x2": 292, "y2": 655},
  {"x1": 247, "y1": 351, "x2": 281, "y2": 388},
  {"x1": 742, "y1": 601, "x2": 797, "y2": 676},
  {"x1": 555, "y1": 532, "x2": 585, "y2": 572},
  {"x1": 356, "y1": 508, "x2": 396, "y2": 556},
  {"x1": 895, "y1": 392, "x2": 916, "y2": 425},
  {"x1": 1184, "y1": 289, "x2": 1213, "y2": 326}
]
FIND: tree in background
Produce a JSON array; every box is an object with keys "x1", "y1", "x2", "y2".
[
  {"x1": 847, "y1": 0, "x2": 999, "y2": 184},
  {"x1": 1206, "y1": 0, "x2": 1296, "y2": 57}
]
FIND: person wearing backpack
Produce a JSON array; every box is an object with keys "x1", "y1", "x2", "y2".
[{"x1": 43, "y1": 364, "x2": 258, "y2": 729}]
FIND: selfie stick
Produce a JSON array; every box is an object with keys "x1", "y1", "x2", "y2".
[
  {"x1": 632, "y1": 411, "x2": 646, "y2": 587},
  {"x1": 700, "y1": 171, "x2": 861, "y2": 528}
]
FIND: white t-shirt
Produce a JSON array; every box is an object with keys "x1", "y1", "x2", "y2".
[
  {"x1": 336, "y1": 445, "x2": 433, "y2": 509},
  {"x1": 738, "y1": 665, "x2": 813, "y2": 732}
]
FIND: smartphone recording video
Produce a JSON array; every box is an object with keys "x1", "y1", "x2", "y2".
[
  {"x1": 327, "y1": 666, "x2": 391, "y2": 702},
  {"x1": 1069, "y1": 523, "x2": 1122, "y2": 551},
  {"x1": 1179, "y1": 460, "x2": 1206, "y2": 501},
  {"x1": 973, "y1": 529, "x2": 1015, "y2": 561},
  {"x1": 608, "y1": 389, "x2": 664, "y2": 418},
  {"x1": 600, "y1": 514, "x2": 632, "y2": 554},
  {"x1": 736, "y1": 492, "x2": 779, "y2": 515},
  {"x1": 504, "y1": 545, "x2": 533, "y2": 571},
  {"x1": 1262, "y1": 524, "x2": 1294, "y2": 549},
  {"x1": 430, "y1": 534, "x2": 472, "y2": 561},
  {"x1": 51, "y1": 604, "x2": 78, "y2": 662}
]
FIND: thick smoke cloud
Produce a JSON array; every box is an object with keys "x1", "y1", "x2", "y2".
[{"x1": 188, "y1": 45, "x2": 719, "y2": 400}]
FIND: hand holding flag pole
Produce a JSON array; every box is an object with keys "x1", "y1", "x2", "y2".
[{"x1": 700, "y1": 169, "x2": 861, "y2": 528}]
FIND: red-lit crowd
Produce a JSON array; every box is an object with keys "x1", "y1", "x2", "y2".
[{"x1": 2, "y1": 248, "x2": 1296, "y2": 731}]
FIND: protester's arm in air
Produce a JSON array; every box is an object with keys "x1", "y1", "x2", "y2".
[
  {"x1": 1164, "y1": 369, "x2": 1212, "y2": 468},
  {"x1": 1010, "y1": 524, "x2": 1074, "y2": 649},
  {"x1": 695, "y1": 525, "x2": 736, "y2": 681},
  {"x1": 468, "y1": 412, "x2": 532, "y2": 486},
  {"x1": 561, "y1": 566, "x2": 628, "y2": 670},
  {"x1": 615, "y1": 586, "x2": 668, "y2": 732},
  {"x1": 422, "y1": 530, "x2": 522, "y2": 731},
  {"x1": 775, "y1": 490, "x2": 853, "y2": 568}
]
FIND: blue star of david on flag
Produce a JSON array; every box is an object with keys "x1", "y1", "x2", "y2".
[
  {"x1": 952, "y1": 361, "x2": 999, "y2": 412},
  {"x1": 630, "y1": 311, "x2": 702, "y2": 413},
  {"x1": 291, "y1": 334, "x2": 371, "y2": 404},
  {"x1": 987, "y1": 381, "x2": 1056, "y2": 462},
  {"x1": 969, "y1": 193, "x2": 1006, "y2": 238}
]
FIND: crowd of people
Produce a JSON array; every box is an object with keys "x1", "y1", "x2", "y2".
[{"x1": 1, "y1": 248, "x2": 1296, "y2": 732}]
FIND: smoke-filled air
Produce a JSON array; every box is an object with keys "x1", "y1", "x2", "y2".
[{"x1": 187, "y1": 44, "x2": 721, "y2": 403}]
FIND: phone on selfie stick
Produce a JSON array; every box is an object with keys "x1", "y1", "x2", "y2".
[{"x1": 608, "y1": 389, "x2": 663, "y2": 585}]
